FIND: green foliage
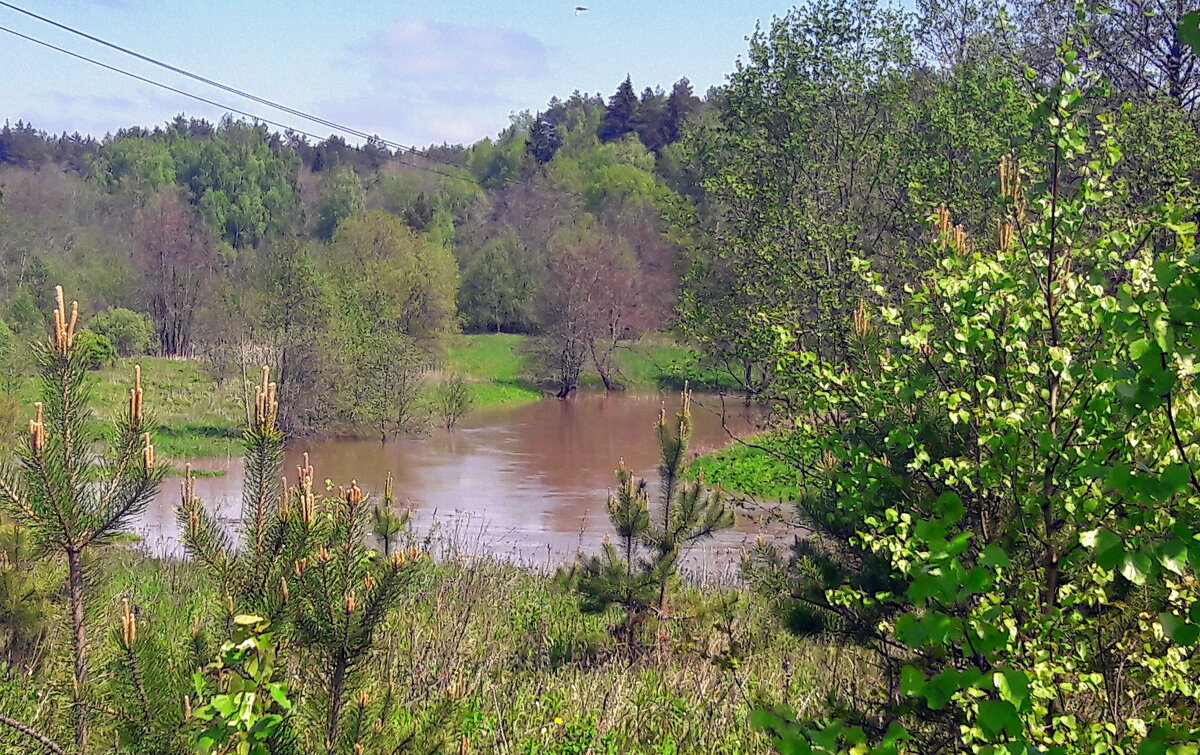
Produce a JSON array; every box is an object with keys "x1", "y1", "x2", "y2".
[
  {"x1": 167, "y1": 120, "x2": 300, "y2": 247},
  {"x1": 0, "y1": 288, "x2": 166, "y2": 751},
  {"x1": 94, "y1": 137, "x2": 177, "y2": 190},
  {"x1": 178, "y1": 368, "x2": 425, "y2": 752},
  {"x1": 597, "y1": 78, "x2": 639, "y2": 144},
  {"x1": 326, "y1": 211, "x2": 458, "y2": 348},
  {"x1": 751, "y1": 50, "x2": 1200, "y2": 753},
  {"x1": 192, "y1": 615, "x2": 293, "y2": 755},
  {"x1": 89, "y1": 308, "x2": 154, "y2": 358},
  {"x1": 315, "y1": 168, "x2": 365, "y2": 239},
  {"x1": 431, "y1": 372, "x2": 474, "y2": 430},
  {"x1": 4, "y1": 291, "x2": 43, "y2": 339},
  {"x1": 73, "y1": 327, "x2": 115, "y2": 370},
  {"x1": 677, "y1": 0, "x2": 1026, "y2": 402},
  {"x1": 458, "y1": 233, "x2": 537, "y2": 333},
  {"x1": 688, "y1": 433, "x2": 806, "y2": 502},
  {"x1": 91, "y1": 121, "x2": 300, "y2": 248},
  {"x1": 0, "y1": 518, "x2": 53, "y2": 677},
  {"x1": 468, "y1": 127, "x2": 530, "y2": 190},
  {"x1": 369, "y1": 473, "x2": 409, "y2": 558}
]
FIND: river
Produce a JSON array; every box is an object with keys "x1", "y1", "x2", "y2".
[{"x1": 138, "y1": 391, "x2": 783, "y2": 578}]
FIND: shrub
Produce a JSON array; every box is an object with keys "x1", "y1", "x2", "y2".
[
  {"x1": 90, "y1": 307, "x2": 154, "y2": 357},
  {"x1": 751, "y1": 54, "x2": 1200, "y2": 753},
  {"x1": 432, "y1": 372, "x2": 474, "y2": 430},
  {"x1": 74, "y1": 328, "x2": 116, "y2": 370}
]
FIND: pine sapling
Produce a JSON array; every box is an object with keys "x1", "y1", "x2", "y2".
[
  {"x1": 566, "y1": 389, "x2": 734, "y2": 653},
  {"x1": 180, "y1": 367, "x2": 424, "y2": 752},
  {"x1": 292, "y1": 481, "x2": 424, "y2": 751},
  {"x1": 0, "y1": 286, "x2": 166, "y2": 751},
  {"x1": 178, "y1": 367, "x2": 312, "y2": 624}
]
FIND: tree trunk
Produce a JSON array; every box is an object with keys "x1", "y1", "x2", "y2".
[
  {"x1": 66, "y1": 549, "x2": 88, "y2": 751},
  {"x1": 325, "y1": 655, "x2": 348, "y2": 750},
  {"x1": 598, "y1": 368, "x2": 615, "y2": 392}
]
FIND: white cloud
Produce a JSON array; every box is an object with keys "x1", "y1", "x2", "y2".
[
  {"x1": 355, "y1": 18, "x2": 548, "y2": 86},
  {"x1": 327, "y1": 18, "x2": 550, "y2": 146}
]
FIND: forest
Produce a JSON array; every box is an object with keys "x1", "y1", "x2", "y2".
[{"x1": 2, "y1": 0, "x2": 1200, "y2": 752}]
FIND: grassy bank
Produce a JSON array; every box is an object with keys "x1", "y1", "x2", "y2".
[
  {"x1": 689, "y1": 432, "x2": 807, "y2": 502},
  {"x1": 0, "y1": 540, "x2": 857, "y2": 754},
  {"x1": 14, "y1": 356, "x2": 245, "y2": 460},
  {"x1": 449, "y1": 332, "x2": 741, "y2": 399},
  {"x1": 445, "y1": 332, "x2": 543, "y2": 407}
]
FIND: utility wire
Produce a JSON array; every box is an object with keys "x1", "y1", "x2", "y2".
[
  {"x1": 0, "y1": 23, "x2": 478, "y2": 185},
  {"x1": 0, "y1": 0, "x2": 452, "y2": 163}
]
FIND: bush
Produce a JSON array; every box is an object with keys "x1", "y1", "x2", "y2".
[
  {"x1": 90, "y1": 308, "x2": 154, "y2": 357},
  {"x1": 74, "y1": 328, "x2": 116, "y2": 370},
  {"x1": 751, "y1": 57, "x2": 1200, "y2": 753}
]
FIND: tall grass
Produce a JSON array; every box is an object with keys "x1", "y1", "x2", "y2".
[{"x1": 0, "y1": 529, "x2": 866, "y2": 754}]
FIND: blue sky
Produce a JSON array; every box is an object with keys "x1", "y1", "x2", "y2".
[{"x1": 0, "y1": 0, "x2": 793, "y2": 147}]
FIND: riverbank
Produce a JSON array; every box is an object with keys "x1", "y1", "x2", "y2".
[
  {"x1": 13, "y1": 356, "x2": 246, "y2": 460},
  {"x1": 446, "y1": 332, "x2": 740, "y2": 405},
  {"x1": 689, "y1": 432, "x2": 807, "y2": 502}
]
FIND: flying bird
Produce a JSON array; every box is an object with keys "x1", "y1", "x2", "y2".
[{"x1": 575, "y1": 6, "x2": 589, "y2": 15}]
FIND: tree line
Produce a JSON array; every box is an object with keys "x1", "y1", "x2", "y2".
[{"x1": 0, "y1": 75, "x2": 712, "y2": 429}]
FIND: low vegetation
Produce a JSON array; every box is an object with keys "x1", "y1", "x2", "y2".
[
  {"x1": 689, "y1": 433, "x2": 806, "y2": 503},
  {"x1": 11, "y1": 356, "x2": 244, "y2": 459}
]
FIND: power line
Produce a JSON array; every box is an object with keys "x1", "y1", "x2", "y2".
[
  {"x1": 0, "y1": 23, "x2": 479, "y2": 185},
  {"x1": 0, "y1": 0, "x2": 434, "y2": 159}
]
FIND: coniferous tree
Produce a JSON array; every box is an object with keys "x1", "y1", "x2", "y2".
[
  {"x1": 566, "y1": 390, "x2": 734, "y2": 652},
  {"x1": 370, "y1": 472, "x2": 408, "y2": 557},
  {"x1": 632, "y1": 86, "x2": 670, "y2": 152},
  {"x1": 597, "y1": 77, "x2": 639, "y2": 143},
  {"x1": 0, "y1": 286, "x2": 166, "y2": 751},
  {"x1": 664, "y1": 78, "x2": 700, "y2": 144},
  {"x1": 526, "y1": 110, "x2": 563, "y2": 164},
  {"x1": 292, "y1": 480, "x2": 422, "y2": 752},
  {"x1": 179, "y1": 367, "x2": 424, "y2": 753}
]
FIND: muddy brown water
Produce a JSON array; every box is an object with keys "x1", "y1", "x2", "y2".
[{"x1": 139, "y1": 392, "x2": 787, "y2": 577}]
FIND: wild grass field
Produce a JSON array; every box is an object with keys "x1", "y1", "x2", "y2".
[
  {"x1": 0, "y1": 535, "x2": 860, "y2": 755},
  {"x1": 12, "y1": 356, "x2": 245, "y2": 460}
]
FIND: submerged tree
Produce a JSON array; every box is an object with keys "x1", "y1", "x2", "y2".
[
  {"x1": 432, "y1": 372, "x2": 474, "y2": 431},
  {"x1": 0, "y1": 286, "x2": 166, "y2": 751},
  {"x1": 566, "y1": 390, "x2": 734, "y2": 651}
]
